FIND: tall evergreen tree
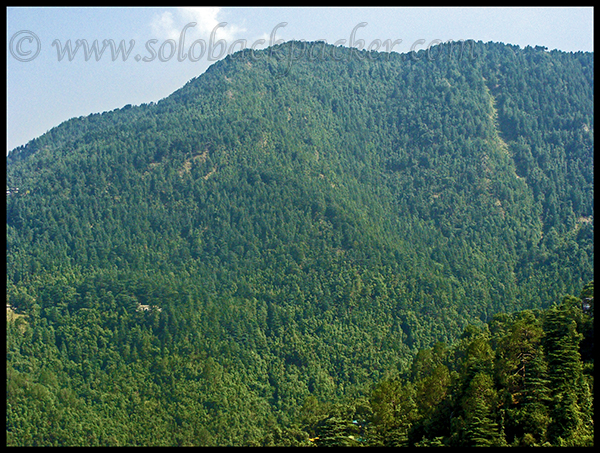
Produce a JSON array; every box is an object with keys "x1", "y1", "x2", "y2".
[
  {"x1": 460, "y1": 372, "x2": 503, "y2": 447},
  {"x1": 543, "y1": 296, "x2": 593, "y2": 446}
]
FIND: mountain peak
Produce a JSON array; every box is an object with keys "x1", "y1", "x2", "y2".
[{"x1": 7, "y1": 41, "x2": 593, "y2": 446}]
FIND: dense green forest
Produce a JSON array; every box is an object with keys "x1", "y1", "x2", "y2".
[{"x1": 6, "y1": 41, "x2": 593, "y2": 445}]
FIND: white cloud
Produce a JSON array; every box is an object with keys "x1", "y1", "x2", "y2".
[{"x1": 150, "y1": 7, "x2": 244, "y2": 43}]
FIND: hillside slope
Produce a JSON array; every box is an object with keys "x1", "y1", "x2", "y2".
[{"x1": 6, "y1": 41, "x2": 593, "y2": 445}]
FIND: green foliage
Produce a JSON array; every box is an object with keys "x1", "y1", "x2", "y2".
[
  {"x1": 6, "y1": 41, "x2": 593, "y2": 445},
  {"x1": 365, "y1": 284, "x2": 593, "y2": 447}
]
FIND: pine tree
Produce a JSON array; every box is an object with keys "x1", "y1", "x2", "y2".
[
  {"x1": 543, "y1": 296, "x2": 593, "y2": 446},
  {"x1": 460, "y1": 372, "x2": 502, "y2": 447},
  {"x1": 313, "y1": 415, "x2": 360, "y2": 446},
  {"x1": 369, "y1": 380, "x2": 419, "y2": 446}
]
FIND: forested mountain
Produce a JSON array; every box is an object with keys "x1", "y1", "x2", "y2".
[{"x1": 6, "y1": 41, "x2": 593, "y2": 446}]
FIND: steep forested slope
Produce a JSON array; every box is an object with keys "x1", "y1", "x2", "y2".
[
  {"x1": 303, "y1": 282, "x2": 593, "y2": 447},
  {"x1": 6, "y1": 41, "x2": 593, "y2": 445}
]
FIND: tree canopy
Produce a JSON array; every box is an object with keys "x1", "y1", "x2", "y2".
[{"x1": 6, "y1": 40, "x2": 593, "y2": 446}]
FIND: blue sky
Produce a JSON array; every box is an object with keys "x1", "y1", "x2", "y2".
[{"x1": 6, "y1": 6, "x2": 594, "y2": 154}]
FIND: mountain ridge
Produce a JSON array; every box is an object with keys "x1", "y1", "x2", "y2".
[
  {"x1": 6, "y1": 40, "x2": 593, "y2": 445},
  {"x1": 7, "y1": 39, "x2": 593, "y2": 317}
]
